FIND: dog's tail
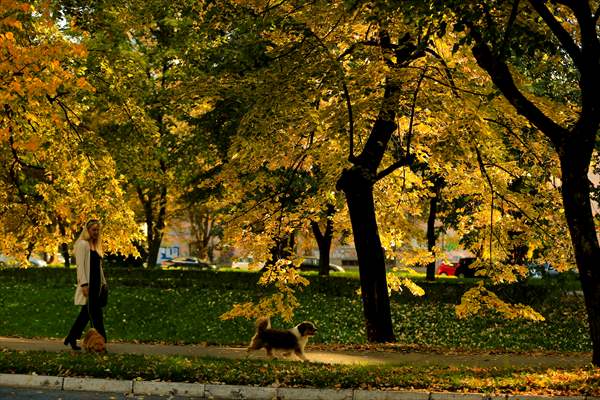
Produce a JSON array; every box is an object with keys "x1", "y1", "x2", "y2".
[{"x1": 256, "y1": 317, "x2": 270, "y2": 332}]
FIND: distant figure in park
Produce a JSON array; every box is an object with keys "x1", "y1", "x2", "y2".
[{"x1": 64, "y1": 219, "x2": 108, "y2": 350}]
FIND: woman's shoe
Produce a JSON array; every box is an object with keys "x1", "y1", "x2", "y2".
[{"x1": 63, "y1": 337, "x2": 81, "y2": 351}]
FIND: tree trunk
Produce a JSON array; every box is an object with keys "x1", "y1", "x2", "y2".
[
  {"x1": 61, "y1": 243, "x2": 71, "y2": 269},
  {"x1": 335, "y1": 29, "x2": 421, "y2": 342},
  {"x1": 58, "y1": 222, "x2": 70, "y2": 268},
  {"x1": 147, "y1": 229, "x2": 163, "y2": 267},
  {"x1": 425, "y1": 182, "x2": 440, "y2": 281},
  {"x1": 201, "y1": 212, "x2": 215, "y2": 261},
  {"x1": 310, "y1": 203, "x2": 335, "y2": 276},
  {"x1": 337, "y1": 168, "x2": 395, "y2": 342},
  {"x1": 190, "y1": 208, "x2": 217, "y2": 261},
  {"x1": 146, "y1": 109, "x2": 170, "y2": 268},
  {"x1": 207, "y1": 246, "x2": 214, "y2": 263},
  {"x1": 465, "y1": 7, "x2": 600, "y2": 365},
  {"x1": 267, "y1": 232, "x2": 296, "y2": 266},
  {"x1": 138, "y1": 185, "x2": 168, "y2": 268},
  {"x1": 559, "y1": 144, "x2": 600, "y2": 365},
  {"x1": 335, "y1": 73, "x2": 402, "y2": 343}
]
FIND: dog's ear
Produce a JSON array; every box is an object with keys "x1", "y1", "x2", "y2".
[{"x1": 297, "y1": 322, "x2": 317, "y2": 336}]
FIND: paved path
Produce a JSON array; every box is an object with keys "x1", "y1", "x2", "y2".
[{"x1": 0, "y1": 336, "x2": 591, "y2": 368}]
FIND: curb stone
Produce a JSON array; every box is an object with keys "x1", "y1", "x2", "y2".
[
  {"x1": 134, "y1": 380, "x2": 205, "y2": 397},
  {"x1": 63, "y1": 376, "x2": 132, "y2": 393},
  {"x1": 431, "y1": 393, "x2": 486, "y2": 400},
  {"x1": 508, "y1": 397, "x2": 584, "y2": 400},
  {"x1": 354, "y1": 389, "x2": 429, "y2": 400},
  {"x1": 0, "y1": 374, "x2": 62, "y2": 390},
  {"x1": 278, "y1": 387, "x2": 353, "y2": 400},
  {"x1": 205, "y1": 383, "x2": 277, "y2": 399},
  {"x1": 431, "y1": 394, "x2": 507, "y2": 400},
  {"x1": 0, "y1": 374, "x2": 590, "y2": 399}
]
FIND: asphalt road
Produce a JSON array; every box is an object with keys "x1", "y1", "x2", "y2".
[{"x1": 0, "y1": 386, "x2": 197, "y2": 399}]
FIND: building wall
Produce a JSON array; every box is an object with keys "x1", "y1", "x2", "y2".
[{"x1": 156, "y1": 220, "x2": 191, "y2": 264}]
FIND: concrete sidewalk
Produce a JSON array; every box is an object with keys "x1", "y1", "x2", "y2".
[
  {"x1": 0, "y1": 373, "x2": 590, "y2": 400},
  {"x1": 0, "y1": 336, "x2": 591, "y2": 368}
]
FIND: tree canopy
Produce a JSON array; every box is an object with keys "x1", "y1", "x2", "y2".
[{"x1": 2, "y1": 0, "x2": 599, "y2": 364}]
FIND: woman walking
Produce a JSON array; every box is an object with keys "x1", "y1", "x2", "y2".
[{"x1": 64, "y1": 219, "x2": 108, "y2": 350}]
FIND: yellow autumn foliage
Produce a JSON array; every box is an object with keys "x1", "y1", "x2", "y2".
[
  {"x1": 456, "y1": 283, "x2": 545, "y2": 321},
  {"x1": 0, "y1": 1, "x2": 141, "y2": 259}
]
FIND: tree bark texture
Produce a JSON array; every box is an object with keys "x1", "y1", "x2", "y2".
[
  {"x1": 469, "y1": 14, "x2": 600, "y2": 364},
  {"x1": 190, "y1": 209, "x2": 214, "y2": 260},
  {"x1": 336, "y1": 77, "x2": 402, "y2": 343},
  {"x1": 58, "y1": 223, "x2": 70, "y2": 269},
  {"x1": 267, "y1": 232, "x2": 296, "y2": 267},
  {"x1": 338, "y1": 168, "x2": 396, "y2": 342},
  {"x1": 310, "y1": 203, "x2": 335, "y2": 276},
  {"x1": 559, "y1": 143, "x2": 600, "y2": 365},
  {"x1": 61, "y1": 243, "x2": 71, "y2": 269},
  {"x1": 425, "y1": 181, "x2": 441, "y2": 281},
  {"x1": 138, "y1": 185, "x2": 167, "y2": 268}
]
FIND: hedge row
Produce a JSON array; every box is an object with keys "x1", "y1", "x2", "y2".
[{"x1": 0, "y1": 267, "x2": 578, "y2": 305}]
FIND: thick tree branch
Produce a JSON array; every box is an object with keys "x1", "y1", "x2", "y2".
[
  {"x1": 568, "y1": 2, "x2": 600, "y2": 126},
  {"x1": 355, "y1": 76, "x2": 402, "y2": 172},
  {"x1": 527, "y1": 0, "x2": 583, "y2": 67},
  {"x1": 569, "y1": 1, "x2": 599, "y2": 52},
  {"x1": 469, "y1": 25, "x2": 568, "y2": 146},
  {"x1": 310, "y1": 220, "x2": 324, "y2": 242},
  {"x1": 375, "y1": 157, "x2": 409, "y2": 181},
  {"x1": 500, "y1": 0, "x2": 521, "y2": 60}
]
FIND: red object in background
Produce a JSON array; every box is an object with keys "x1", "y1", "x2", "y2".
[{"x1": 437, "y1": 262, "x2": 457, "y2": 276}]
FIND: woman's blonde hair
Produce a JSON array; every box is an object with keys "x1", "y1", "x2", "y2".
[{"x1": 76, "y1": 219, "x2": 103, "y2": 256}]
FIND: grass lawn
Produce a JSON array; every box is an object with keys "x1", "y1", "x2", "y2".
[
  {"x1": 0, "y1": 349, "x2": 598, "y2": 396},
  {"x1": 0, "y1": 268, "x2": 590, "y2": 352}
]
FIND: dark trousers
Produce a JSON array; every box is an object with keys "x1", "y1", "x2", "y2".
[{"x1": 66, "y1": 299, "x2": 106, "y2": 342}]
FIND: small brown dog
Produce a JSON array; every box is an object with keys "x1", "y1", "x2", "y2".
[
  {"x1": 82, "y1": 328, "x2": 106, "y2": 353},
  {"x1": 247, "y1": 317, "x2": 317, "y2": 361}
]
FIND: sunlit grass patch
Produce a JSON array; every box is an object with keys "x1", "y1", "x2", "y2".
[
  {"x1": 0, "y1": 350, "x2": 598, "y2": 395},
  {"x1": 0, "y1": 269, "x2": 590, "y2": 352}
]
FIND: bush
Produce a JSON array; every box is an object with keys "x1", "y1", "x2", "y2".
[{"x1": 0, "y1": 267, "x2": 578, "y2": 303}]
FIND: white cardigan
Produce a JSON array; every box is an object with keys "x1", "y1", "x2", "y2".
[{"x1": 73, "y1": 239, "x2": 107, "y2": 305}]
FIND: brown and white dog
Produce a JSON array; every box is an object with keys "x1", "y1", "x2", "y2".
[
  {"x1": 247, "y1": 318, "x2": 317, "y2": 361},
  {"x1": 82, "y1": 328, "x2": 106, "y2": 353}
]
